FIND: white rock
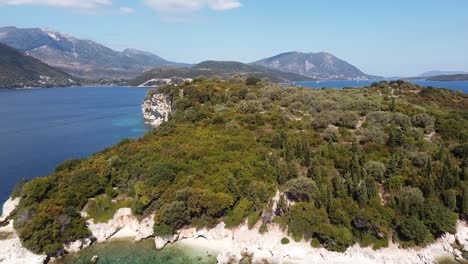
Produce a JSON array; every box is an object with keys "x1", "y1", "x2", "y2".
[
  {"x1": 154, "y1": 234, "x2": 178, "y2": 250},
  {"x1": 87, "y1": 208, "x2": 154, "y2": 243},
  {"x1": 142, "y1": 92, "x2": 172, "y2": 127},
  {"x1": 455, "y1": 221, "x2": 468, "y2": 251},
  {"x1": 64, "y1": 238, "x2": 92, "y2": 253},
  {"x1": 0, "y1": 198, "x2": 19, "y2": 222},
  {"x1": 174, "y1": 221, "x2": 468, "y2": 264}
]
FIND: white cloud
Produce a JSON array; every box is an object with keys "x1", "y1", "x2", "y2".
[
  {"x1": 0, "y1": 0, "x2": 241, "y2": 15},
  {"x1": 0, "y1": 0, "x2": 112, "y2": 9},
  {"x1": 143, "y1": 0, "x2": 241, "y2": 12},
  {"x1": 119, "y1": 6, "x2": 135, "y2": 14}
]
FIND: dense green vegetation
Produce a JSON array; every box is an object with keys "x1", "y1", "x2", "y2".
[{"x1": 10, "y1": 78, "x2": 467, "y2": 256}]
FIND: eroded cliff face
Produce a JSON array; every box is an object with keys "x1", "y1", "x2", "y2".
[
  {"x1": 141, "y1": 92, "x2": 172, "y2": 127},
  {"x1": 2, "y1": 197, "x2": 468, "y2": 264},
  {"x1": 86, "y1": 208, "x2": 154, "y2": 243}
]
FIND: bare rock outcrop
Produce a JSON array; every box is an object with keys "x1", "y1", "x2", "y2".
[
  {"x1": 87, "y1": 208, "x2": 154, "y2": 243},
  {"x1": 0, "y1": 197, "x2": 19, "y2": 222},
  {"x1": 141, "y1": 92, "x2": 172, "y2": 127}
]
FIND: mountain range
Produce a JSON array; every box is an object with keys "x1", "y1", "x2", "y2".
[
  {"x1": 0, "y1": 27, "x2": 187, "y2": 80},
  {"x1": 252, "y1": 51, "x2": 379, "y2": 80},
  {"x1": 129, "y1": 60, "x2": 315, "y2": 86},
  {"x1": 0, "y1": 43, "x2": 78, "y2": 88},
  {"x1": 0, "y1": 26, "x2": 382, "y2": 84}
]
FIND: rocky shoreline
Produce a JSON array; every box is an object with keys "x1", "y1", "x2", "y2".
[{"x1": 1, "y1": 197, "x2": 468, "y2": 264}]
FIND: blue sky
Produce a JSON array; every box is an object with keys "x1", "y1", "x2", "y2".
[{"x1": 0, "y1": 0, "x2": 467, "y2": 76}]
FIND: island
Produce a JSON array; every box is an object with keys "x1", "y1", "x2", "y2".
[
  {"x1": 0, "y1": 78, "x2": 467, "y2": 264},
  {"x1": 427, "y1": 74, "x2": 468, "y2": 81}
]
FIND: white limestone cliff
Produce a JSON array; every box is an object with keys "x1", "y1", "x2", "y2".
[
  {"x1": 64, "y1": 238, "x2": 93, "y2": 253},
  {"x1": 0, "y1": 198, "x2": 19, "y2": 223},
  {"x1": 87, "y1": 208, "x2": 154, "y2": 243},
  {"x1": 141, "y1": 92, "x2": 172, "y2": 127}
]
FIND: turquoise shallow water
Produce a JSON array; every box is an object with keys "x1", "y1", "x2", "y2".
[{"x1": 59, "y1": 239, "x2": 217, "y2": 264}]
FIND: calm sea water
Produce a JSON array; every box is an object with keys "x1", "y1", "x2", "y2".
[
  {"x1": 59, "y1": 239, "x2": 216, "y2": 264},
  {"x1": 0, "y1": 86, "x2": 152, "y2": 210},
  {"x1": 296, "y1": 80, "x2": 468, "y2": 93}
]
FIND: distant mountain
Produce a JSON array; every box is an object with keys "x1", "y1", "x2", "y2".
[
  {"x1": 252, "y1": 51, "x2": 379, "y2": 80},
  {"x1": 130, "y1": 60, "x2": 315, "y2": 86},
  {"x1": 0, "y1": 27, "x2": 188, "y2": 79},
  {"x1": 0, "y1": 43, "x2": 78, "y2": 88},
  {"x1": 427, "y1": 74, "x2": 468, "y2": 81},
  {"x1": 419, "y1": 70, "x2": 467, "y2": 78}
]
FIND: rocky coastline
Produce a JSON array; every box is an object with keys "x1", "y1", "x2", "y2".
[{"x1": 1, "y1": 197, "x2": 468, "y2": 264}]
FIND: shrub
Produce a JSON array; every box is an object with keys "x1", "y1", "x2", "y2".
[
  {"x1": 338, "y1": 112, "x2": 359, "y2": 128},
  {"x1": 225, "y1": 199, "x2": 253, "y2": 228},
  {"x1": 238, "y1": 100, "x2": 263, "y2": 114},
  {"x1": 398, "y1": 217, "x2": 431, "y2": 245},
  {"x1": 245, "y1": 92, "x2": 258, "y2": 100},
  {"x1": 287, "y1": 203, "x2": 328, "y2": 241},
  {"x1": 289, "y1": 102, "x2": 304, "y2": 113},
  {"x1": 246, "y1": 76, "x2": 261, "y2": 85},
  {"x1": 259, "y1": 224, "x2": 268, "y2": 234},
  {"x1": 411, "y1": 113, "x2": 435, "y2": 130},
  {"x1": 364, "y1": 162, "x2": 386, "y2": 182},
  {"x1": 284, "y1": 178, "x2": 318, "y2": 202},
  {"x1": 11, "y1": 178, "x2": 29, "y2": 199},
  {"x1": 281, "y1": 237, "x2": 290, "y2": 244},
  {"x1": 154, "y1": 223, "x2": 174, "y2": 236},
  {"x1": 54, "y1": 159, "x2": 81, "y2": 173},
  {"x1": 230, "y1": 96, "x2": 240, "y2": 103},
  {"x1": 310, "y1": 238, "x2": 320, "y2": 248}
]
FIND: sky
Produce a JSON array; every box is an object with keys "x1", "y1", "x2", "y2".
[{"x1": 0, "y1": 0, "x2": 467, "y2": 76}]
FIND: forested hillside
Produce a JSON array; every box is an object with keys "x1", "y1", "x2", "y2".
[
  {"x1": 0, "y1": 43, "x2": 78, "y2": 88},
  {"x1": 9, "y1": 78, "x2": 468, "y2": 256}
]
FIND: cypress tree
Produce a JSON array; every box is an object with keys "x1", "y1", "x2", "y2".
[
  {"x1": 462, "y1": 186, "x2": 468, "y2": 218},
  {"x1": 390, "y1": 97, "x2": 396, "y2": 112}
]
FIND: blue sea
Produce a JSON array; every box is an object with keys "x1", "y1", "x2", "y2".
[
  {"x1": 0, "y1": 86, "x2": 152, "y2": 209},
  {"x1": 296, "y1": 80, "x2": 468, "y2": 93}
]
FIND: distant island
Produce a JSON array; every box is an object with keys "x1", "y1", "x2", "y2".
[
  {"x1": 1, "y1": 78, "x2": 467, "y2": 263},
  {"x1": 252, "y1": 51, "x2": 381, "y2": 80},
  {"x1": 418, "y1": 70, "x2": 467, "y2": 78},
  {"x1": 427, "y1": 74, "x2": 468, "y2": 81}
]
